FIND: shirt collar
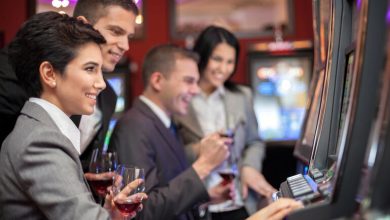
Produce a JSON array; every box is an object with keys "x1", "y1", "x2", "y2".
[
  {"x1": 29, "y1": 97, "x2": 81, "y2": 154},
  {"x1": 139, "y1": 95, "x2": 171, "y2": 128},
  {"x1": 199, "y1": 86, "x2": 225, "y2": 99}
]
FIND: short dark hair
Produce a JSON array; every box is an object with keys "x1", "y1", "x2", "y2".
[
  {"x1": 8, "y1": 11, "x2": 106, "y2": 98},
  {"x1": 142, "y1": 44, "x2": 199, "y2": 86},
  {"x1": 73, "y1": 0, "x2": 139, "y2": 25},
  {"x1": 193, "y1": 25, "x2": 240, "y2": 89}
]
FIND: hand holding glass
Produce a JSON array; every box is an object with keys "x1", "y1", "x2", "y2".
[
  {"x1": 88, "y1": 149, "x2": 117, "y2": 198},
  {"x1": 112, "y1": 165, "x2": 145, "y2": 219}
]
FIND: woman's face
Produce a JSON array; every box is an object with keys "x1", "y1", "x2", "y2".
[
  {"x1": 201, "y1": 42, "x2": 236, "y2": 91},
  {"x1": 53, "y1": 42, "x2": 106, "y2": 116}
]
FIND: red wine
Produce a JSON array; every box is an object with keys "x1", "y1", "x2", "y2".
[
  {"x1": 115, "y1": 202, "x2": 141, "y2": 215},
  {"x1": 219, "y1": 171, "x2": 235, "y2": 185},
  {"x1": 88, "y1": 179, "x2": 112, "y2": 196},
  {"x1": 219, "y1": 131, "x2": 234, "y2": 138}
]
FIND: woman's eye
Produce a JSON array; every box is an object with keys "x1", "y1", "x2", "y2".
[{"x1": 86, "y1": 67, "x2": 95, "y2": 72}]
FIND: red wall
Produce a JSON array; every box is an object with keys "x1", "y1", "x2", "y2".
[{"x1": 0, "y1": 0, "x2": 313, "y2": 101}]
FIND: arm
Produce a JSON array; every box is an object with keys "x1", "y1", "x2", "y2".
[
  {"x1": 246, "y1": 198, "x2": 303, "y2": 220},
  {"x1": 17, "y1": 130, "x2": 109, "y2": 220},
  {"x1": 238, "y1": 87, "x2": 276, "y2": 198}
]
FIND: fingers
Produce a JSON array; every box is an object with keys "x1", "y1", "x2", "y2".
[
  {"x1": 267, "y1": 199, "x2": 303, "y2": 220},
  {"x1": 84, "y1": 172, "x2": 115, "y2": 181},
  {"x1": 208, "y1": 181, "x2": 234, "y2": 204},
  {"x1": 241, "y1": 182, "x2": 248, "y2": 199},
  {"x1": 267, "y1": 207, "x2": 294, "y2": 220},
  {"x1": 120, "y1": 178, "x2": 144, "y2": 195},
  {"x1": 264, "y1": 198, "x2": 302, "y2": 217}
]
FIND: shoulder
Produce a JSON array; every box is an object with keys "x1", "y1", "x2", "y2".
[
  {"x1": 114, "y1": 105, "x2": 155, "y2": 137},
  {"x1": 226, "y1": 84, "x2": 253, "y2": 99},
  {"x1": 2, "y1": 116, "x2": 79, "y2": 172}
]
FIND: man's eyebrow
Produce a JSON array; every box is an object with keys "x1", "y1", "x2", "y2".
[{"x1": 107, "y1": 25, "x2": 126, "y2": 33}]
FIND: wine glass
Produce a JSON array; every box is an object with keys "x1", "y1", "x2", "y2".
[
  {"x1": 217, "y1": 115, "x2": 239, "y2": 184},
  {"x1": 216, "y1": 115, "x2": 241, "y2": 207},
  {"x1": 88, "y1": 148, "x2": 117, "y2": 205},
  {"x1": 112, "y1": 165, "x2": 145, "y2": 219}
]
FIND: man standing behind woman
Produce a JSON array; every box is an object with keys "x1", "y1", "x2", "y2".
[{"x1": 175, "y1": 25, "x2": 276, "y2": 219}]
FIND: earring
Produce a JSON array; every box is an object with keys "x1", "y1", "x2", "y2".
[{"x1": 52, "y1": 82, "x2": 56, "y2": 87}]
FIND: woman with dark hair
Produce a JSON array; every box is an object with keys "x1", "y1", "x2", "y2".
[
  {"x1": 175, "y1": 25, "x2": 276, "y2": 220},
  {"x1": 0, "y1": 11, "x2": 146, "y2": 220}
]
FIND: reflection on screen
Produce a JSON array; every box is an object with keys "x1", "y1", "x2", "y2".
[
  {"x1": 106, "y1": 76, "x2": 125, "y2": 113},
  {"x1": 302, "y1": 70, "x2": 324, "y2": 149},
  {"x1": 103, "y1": 119, "x2": 118, "y2": 151},
  {"x1": 334, "y1": 52, "x2": 355, "y2": 155},
  {"x1": 252, "y1": 57, "x2": 311, "y2": 141},
  {"x1": 293, "y1": 69, "x2": 325, "y2": 163}
]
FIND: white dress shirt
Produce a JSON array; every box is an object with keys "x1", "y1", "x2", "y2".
[
  {"x1": 78, "y1": 106, "x2": 102, "y2": 153},
  {"x1": 139, "y1": 95, "x2": 171, "y2": 128}
]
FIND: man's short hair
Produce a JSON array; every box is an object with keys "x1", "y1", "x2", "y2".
[
  {"x1": 8, "y1": 11, "x2": 106, "y2": 98},
  {"x1": 73, "y1": 0, "x2": 139, "y2": 25},
  {"x1": 142, "y1": 44, "x2": 199, "y2": 86}
]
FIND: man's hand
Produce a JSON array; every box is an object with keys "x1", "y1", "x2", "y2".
[
  {"x1": 192, "y1": 132, "x2": 232, "y2": 180},
  {"x1": 240, "y1": 166, "x2": 276, "y2": 199},
  {"x1": 207, "y1": 181, "x2": 234, "y2": 204},
  {"x1": 84, "y1": 172, "x2": 116, "y2": 181},
  {"x1": 246, "y1": 198, "x2": 303, "y2": 220}
]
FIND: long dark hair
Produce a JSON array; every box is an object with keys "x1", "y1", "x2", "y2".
[{"x1": 193, "y1": 25, "x2": 240, "y2": 91}]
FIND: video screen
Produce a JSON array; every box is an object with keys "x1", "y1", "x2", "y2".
[{"x1": 251, "y1": 56, "x2": 312, "y2": 141}]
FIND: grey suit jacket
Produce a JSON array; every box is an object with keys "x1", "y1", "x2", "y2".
[
  {"x1": 174, "y1": 85, "x2": 265, "y2": 214},
  {"x1": 109, "y1": 98, "x2": 209, "y2": 220},
  {"x1": 0, "y1": 101, "x2": 109, "y2": 220}
]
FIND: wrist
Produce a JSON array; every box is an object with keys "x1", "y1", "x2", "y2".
[{"x1": 192, "y1": 157, "x2": 213, "y2": 180}]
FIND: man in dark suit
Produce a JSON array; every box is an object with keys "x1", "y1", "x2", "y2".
[
  {"x1": 109, "y1": 45, "x2": 233, "y2": 220},
  {"x1": 0, "y1": 0, "x2": 138, "y2": 171}
]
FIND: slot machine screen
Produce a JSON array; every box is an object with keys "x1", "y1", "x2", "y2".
[{"x1": 251, "y1": 56, "x2": 311, "y2": 141}]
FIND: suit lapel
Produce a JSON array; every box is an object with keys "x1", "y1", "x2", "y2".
[
  {"x1": 21, "y1": 102, "x2": 94, "y2": 197},
  {"x1": 134, "y1": 99, "x2": 188, "y2": 168},
  {"x1": 223, "y1": 89, "x2": 242, "y2": 125}
]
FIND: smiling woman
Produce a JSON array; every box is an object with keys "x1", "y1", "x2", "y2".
[
  {"x1": 0, "y1": 11, "x2": 147, "y2": 220},
  {"x1": 52, "y1": 42, "x2": 106, "y2": 116}
]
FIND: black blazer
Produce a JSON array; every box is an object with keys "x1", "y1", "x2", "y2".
[
  {"x1": 0, "y1": 47, "x2": 28, "y2": 144},
  {"x1": 109, "y1": 98, "x2": 209, "y2": 220}
]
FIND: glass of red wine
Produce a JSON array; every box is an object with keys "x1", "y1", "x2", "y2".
[
  {"x1": 217, "y1": 115, "x2": 241, "y2": 205},
  {"x1": 218, "y1": 128, "x2": 238, "y2": 185},
  {"x1": 112, "y1": 165, "x2": 145, "y2": 219},
  {"x1": 88, "y1": 148, "x2": 117, "y2": 205}
]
